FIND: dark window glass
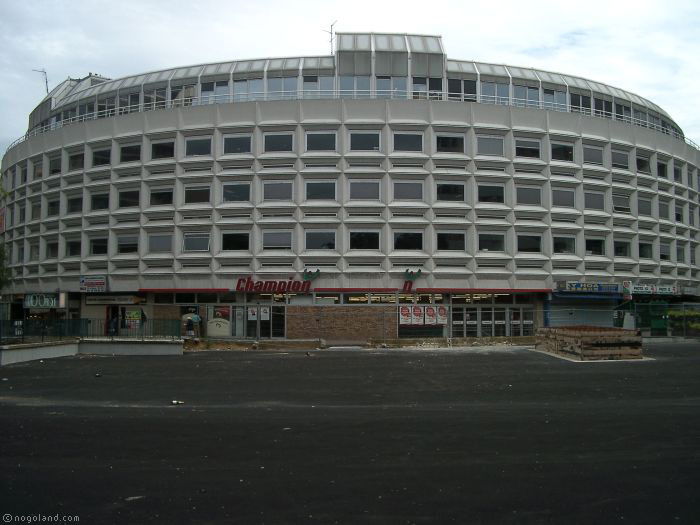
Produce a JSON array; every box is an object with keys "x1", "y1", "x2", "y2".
[
  {"x1": 350, "y1": 181, "x2": 380, "y2": 199},
  {"x1": 152, "y1": 142, "x2": 175, "y2": 159},
  {"x1": 613, "y1": 195, "x2": 631, "y2": 213},
  {"x1": 263, "y1": 231, "x2": 292, "y2": 249},
  {"x1": 518, "y1": 235, "x2": 541, "y2": 252},
  {"x1": 185, "y1": 187, "x2": 210, "y2": 204},
  {"x1": 659, "y1": 201, "x2": 669, "y2": 219},
  {"x1": 394, "y1": 182, "x2": 422, "y2": 200},
  {"x1": 638, "y1": 198, "x2": 652, "y2": 216},
  {"x1": 264, "y1": 134, "x2": 293, "y2": 152},
  {"x1": 49, "y1": 157, "x2": 61, "y2": 175},
  {"x1": 478, "y1": 136, "x2": 504, "y2": 156},
  {"x1": 264, "y1": 182, "x2": 293, "y2": 200},
  {"x1": 436, "y1": 184, "x2": 464, "y2": 201},
  {"x1": 67, "y1": 197, "x2": 82, "y2": 214},
  {"x1": 306, "y1": 182, "x2": 335, "y2": 200},
  {"x1": 223, "y1": 136, "x2": 251, "y2": 154},
  {"x1": 149, "y1": 234, "x2": 172, "y2": 252},
  {"x1": 350, "y1": 133, "x2": 380, "y2": 151},
  {"x1": 515, "y1": 139, "x2": 540, "y2": 158},
  {"x1": 150, "y1": 189, "x2": 173, "y2": 206},
  {"x1": 583, "y1": 146, "x2": 603, "y2": 165},
  {"x1": 553, "y1": 237, "x2": 575, "y2": 254},
  {"x1": 120, "y1": 145, "x2": 141, "y2": 163},
  {"x1": 552, "y1": 189, "x2": 575, "y2": 207},
  {"x1": 90, "y1": 238, "x2": 108, "y2": 255},
  {"x1": 91, "y1": 194, "x2": 109, "y2": 210},
  {"x1": 306, "y1": 231, "x2": 336, "y2": 250},
  {"x1": 67, "y1": 240, "x2": 81, "y2": 256},
  {"x1": 516, "y1": 187, "x2": 541, "y2": 205},
  {"x1": 393, "y1": 232, "x2": 423, "y2": 250},
  {"x1": 306, "y1": 133, "x2": 336, "y2": 151},
  {"x1": 611, "y1": 150, "x2": 629, "y2": 169},
  {"x1": 478, "y1": 185, "x2": 504, "y2": 203},
  {"x1": 92, "y1": 149, "x2": 111, "y2": 166},
  {"x1": 551, "y1": 143, "x2": 574, "y2": 162},
  {"x1": 222, "y1": 232, "x2": 249, "y2": 251},
  {"x1": 657, "y1": 162, "x2": 667, "y2": 178},
  {"x1": 660, "y1": 243, "x2": 671, "y2": 261},
  {"x1": 119, "y1": 191, "x2": 140, "y2": 208},
  {"x1": 614, "y1": 241, "x2": 630, "y2": 257},
  {"x1": 183, "y1": 235, "x2": 210, "y2": 252},
  {"x1": 636, "y1": 156, "x2": 651, "y2": 173},
  {"x1": 223, "y1": 184, "x2": 250, "y2": 202},
  {"x1": 68, "y1": 153, "x2": 84, "y2": 171},
  {"x1": 393, "y1": 134, "x2": 422, "y2": 152},
  {"x1": 47, "y1": 201, "x2": 59, "y2": 216},
  {"x1": 584, "y1": 192, "x2": 605, "y2": 210},
  {"x1": 464, "y1": 80, "x2": 477, "y2": 100},
  {"x1": 437, "y1": 232, "x2": 465, "y2": 250},
  {"x1": 436, "y1": 136, "x2": 464, "y2": 153},
  {"x1": 47, "y1": 243, "x2": 59, "y2": 259},
  {"x1": 585, "y1": 239, "x2": 605, "y2": 256},
  {"x1": 479, "y1": 234, "x2": 504, "y2": 251},
  {"x1": 186, "y1": 138, "x2": 211, "y2": 156},
  {"x1": 350, "y1": 231, "x2": 379, "y2": 250},
  {"x1": 118, "y1": 236, "x2": 139, "y2": 254}
]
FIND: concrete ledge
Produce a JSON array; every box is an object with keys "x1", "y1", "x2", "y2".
[{"x1": 1, "y1": 341, "x2": 79, "y2": 366}]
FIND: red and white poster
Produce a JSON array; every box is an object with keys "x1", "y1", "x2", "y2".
[
  {"x1": 399, "y1": 305, "x2": 412, "y2": 325},
  {"x1": 436, "y1": 305, "x2": 448, "y2": 325},
  {"x1": 424, "y1": 305, "x2": 437, "y2": 325},
  {"x1": 411, "y1": 305, "x2": 424, "y2": 325}
]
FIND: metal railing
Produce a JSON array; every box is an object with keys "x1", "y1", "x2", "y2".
[{"x1": 7, "y1": 88, "x2": 697, "y2": 152}]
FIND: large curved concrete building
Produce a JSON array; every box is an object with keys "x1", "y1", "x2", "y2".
[{"x1": 2, "y1": 32, "x2": 698, "y2": 340}]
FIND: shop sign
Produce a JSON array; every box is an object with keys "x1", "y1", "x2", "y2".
[
  {"x1": 623, "y1": 283, "x2": 679, "y2": 296},
  {"x1": 399, "y1": 305, "x2": 412, "y2": 325},
  {"x1": 85, "y1": 295, "x2": 140, "y2": 305},
  {"x1": 236, "y1": 277, "x2": 312, "y2": 294},
  {"x1": 563, "y1": 282, "x2": 620, "y2": 293},
  {"x1": 80, "y1": 275, "x2": 107, "y2": 293},
  {"x1": 655, "y1": 285, "x2": 678, "y2": 295},
  {"x1": 401, "y1": 269, "x2": 423, "y2": 293},
  {"x1": 24, "y1": 293, "x2": 64, "y2": 309},
  {"x1": 436, "y1": 305, "x2": 448, "y2": 325}
]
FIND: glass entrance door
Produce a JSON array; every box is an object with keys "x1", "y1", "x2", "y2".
[{"x1": 244, "y1": 305, "x2": 285, "y2": 339}]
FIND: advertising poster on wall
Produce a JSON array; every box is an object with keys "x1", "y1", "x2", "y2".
[
  {"x1": 260, "y1": 306, "x2": 270, "y2": 321},
  {"x1": 125, "y1": 309, "x2": 141, "y2": 329},
  {"x1": 437, "y1": 305, "x2": 448, "y2": 325},
  {"x1": 247, "y1": 307, "x2": 258, "y2": 321},
  {"x1": 399, "y1": 305, "x2": 412, "y2": 325},
  {"x1": 411, "y1": 305, "x2": 424, "y2": 325},
  {"x1": 424, "y1": 305, "x2": 437, "y2": 325}
]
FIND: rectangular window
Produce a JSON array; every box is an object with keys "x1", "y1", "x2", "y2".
[
  {"x1": 31, "y1": 202, "x2": 41, "y2": 220},
  {"x1": 676, "y1": 245, "x2": 685, "y2": 263},
  {"x1": 515, "y1": 139, "x2": 540, "y2": 158},
  {"x1": 477, "y1": 136, "x2": 504, "y2": 156},
  {"x1": 437, "y1": 232, "x2": 465, "y2": 251},
  {"x1": 393, "y1": 182, "x2": 422, "y2": 200},
  {"x1": 152, "y1": 141, "x2": 175, "y2": 159},
  {"x1": 436, "y1": 136, "x2": 464, "y2": 153},
  {"x1": 306, "y1": 231, "x2": 336, "y2": 250},
  {"x1": 657, "y1": 162, "x2": 667, "y2": 178},
  {"x1": 120, "y1": 145, "x2": 141, "y2": 163},
  {"x1": 478, "y1": 185, "x2": 504, "y2": 203},
  {"x1": 612, "y1": 194, "x2": 631, "y2": 213},
  {"x1": 223, "y1": 135, "x2": 252, "y2": 154},
  {"x1": 66, "y1": 240, "x2": 81, "y2": 256},
  {"x1": 349, "y1": 181, "x2": 380, "y2": 200},
  {"x1": 393, "y1": 133, "x2": 423, "y2": 152},
  {"x1": 264, "y1": 134, "x2": 294, "y2": 152},
  {"x1": 393, "y1": 232, "x2": 423, "y2": 250},
  {"x1": 516, "y1": 187, "x2": 541, "y2": 205},
  {"x1": 583, "y1": 146, "x2": 603, "y2": 165},
  {"x1": 49, "y1": 157, "x2": 61, "y2": 175},
  {"x1": 674, "y1": 164, "x2": 683, "y2": 182},
  {"x1": 264, "y1": 182, "x2": 293, "y2": 200},
  {"x1": 639, "y1": 242, "x2": 653, "y2": 259},
  {"x1": 584, "y1": 192, "x2": 605, "y2": 210},
  {"x1": 92, "y1": 149, "x2": 111, "y2": 166},
  {"x1": 185, "y1": 137, "x2": 211, "y2": 156},
  {"x1": 46, "y1": 242, "x2": 59, "y2": 259},
  {"x1": 517, "y1": 235, "x2": 541, "y2": 252},
  {"x1": 149, "y1": 234, "x2": 172, "y2": 252},
  {"x1": 436, "y1": 183, "x2": 464, "y2": 202},
  {"x1": 90, "y1": 238, "x2": 108, "y2": 255},
  {"x1": 91, "y1": 194, "x2": 109, "y2": 211},
  {"x1": 479, "y1": 234, "x2": 505, "y2": 252},
  {"x1": 183, "y1": 233, "x2": 210, "y2": 252},
  {"x1": 350, "y1": 231, "x2": 379, "y2": 250},
  {"x1": 306, "y1": 133, "x2": 336, "y2": 151},
  {"x1": 222, "y1": 232, "x2": 249, "y2": 251},
  {"x1": 551, "y1": 143, "x2": 574, "y2": 162},
  {"x1": 150, "y1": 189, "x2": 173, "y2": 206},
  {"x1": 552, "y1": 189, "x2": 575, "y2": 207},
  {"x1": 611, "y1": 150, "x2": 629, "y2": 169},
  {"x1": 614, "y1": 241, "x2": 630, "y2": 257},
  {"x1": 585, "y1": 238, "x2": 605, "y2": 256},
  {"x1": 222, "y1": 184, "x2": 250, "y2": 202},
  {"x1": 119, "y1": 190, "x2": 140, "y2": 208},
  {"x1": 68, "y1": 153, "x2": 84, "y2": 171},
  {"x1": 659, "y1": 201, "x2": 669, "y2": 220},
  {"x1": 553, "y1": 237, "x2": 575, "y2": 254},
  {"x1": 660, "y1": 243, "x2": 671, "y2": 261},
  {"x1": 29, "y1": 244, "x2": 39, "y2": 261},
  {"x1": 263, "y1": 231, "x2": 292, "y2": 249},
  {"x1": 118, "y1": 235, "x2": 139, "y2": 254},
  {"x1": 636, "y1": 155, "x2": 651, "y2": 174},
  {"x1": 47, "y1": 200, "x2": 59, "y2": 216},
  {"x1": 350, "y1": 132, "x2": 380, "y2": 151},
  {"x1": 306, "y1": 181, "x2": 335, "y2": 200},
  {"x1": 184, "y1": 187, "x2": 210, "y2": 204},
  {"x1": 18, "y1": 206, "x2": 25, "y2": 224},
  {"x1": 675, "y1": 205, "x2": 683, "y2": 223}
]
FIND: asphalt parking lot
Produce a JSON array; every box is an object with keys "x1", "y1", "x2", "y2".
[{"x1": 1, "y1": 342, "x2": 699, "y2": 524}]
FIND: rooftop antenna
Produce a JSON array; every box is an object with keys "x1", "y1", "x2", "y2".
[
  {"x1": 33, "y1": 69, "x2": 49, "y2": 95},
  {"x1": 323, "y1": 21, "x2": 338, "y2": 54}
]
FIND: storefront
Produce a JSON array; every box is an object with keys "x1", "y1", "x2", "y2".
[{"x1": 546, "y1": 282, "x2": 623, "y2": 327}]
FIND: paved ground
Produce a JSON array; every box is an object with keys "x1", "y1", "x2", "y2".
[{"x1": 1, "y1": 343, "x2": 699, "y2": 524}]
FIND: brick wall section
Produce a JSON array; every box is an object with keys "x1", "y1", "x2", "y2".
[
  {"x1": 286, "y1": 306, "x2": 398, "y2": 343},
  {"x1": 153, "y1": 305, "x2": 182, "y2": 320}
]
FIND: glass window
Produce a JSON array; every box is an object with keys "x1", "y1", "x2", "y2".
[
  {"x1": 49, "y1": 157, "x2": 61, "y2": 175},
  {"x1": 183, "y1": 234, "x2": 210, "y2": 252},
  {"x1": 585, "y1": 238, "x2": 605, "y2": 256},
  {"x1": 516, "y1": 187, "x2": 541, "y2": 205},
  {"x1": 350, "y1": 132, "x2": 380, "y2": 151},
  {"x1": 518, "y1": 235, "x2": 541, "y2": 252},
  {"x1": 68, "y1": 153, "x2": 84, "y2": 171},
  {"x1": 350, "y1": 181, "x2": 380, "y2": 200},
  {"x1": 478, "y1": 185, "x2": 504, "y2": 203},
  {"x1": 584, "y1": 192, "x2": 605, "y2": 210},
  {"x1": 350, "y1": 231, "x2": 379, "y2": 250},
  {"x1": 676, "y1": 245, "x2": 685, "y2": 263},
  {"x1": 306, "y1": 133, "x2": 336, "y2": 151},
  {"x1": 47, "y1": 200, "x2": 60, "y2": 216},
  {"x1": 46, "y1": 242, "x2": 58, "y2": 259},
  {"x1": 66, "y1": 240, "x2": 81, "y2": 256},
  {"x1": 515, "y1": 139, "x2": 540, "y2": 158},
  {"x1": 120, "y1": 145, "x2": 141, "y2": 163},
  {"x1": 150, "y1": 189, "x2": 173, "y2": 206},
  {"x1": 264, "y1": 134, "x2": 294, "y2": 152},
  {"x1": 92, "y1": 149, "x2": 111, "y2": 166},
  {"x1": 553, "y1": 237, "x2": 575, "y2": 254},
  {"x1": 152, "y1": 141, "x2": 175, "y2": 159},
  {"x1": 479, "y1": 234, "x2": 504, "y2": 251},
  {"x1": 612, "y1": 194, "x2": 631, "y2": 213},
  {"x1": 67, "y1": 197, "x2": 83, "y2": 214},
  {"x1": 477, "y1": 136, "x2": 504, "y2": 156},
  {"x1": 263, "y1": 231, "x2": 292, "y2": 249},
  {"x1": 657, "y1": 162, "x2": 667, "y2": 178},
  {"x1": 614, "y1": 241, "x2": 630, "y2": 257},
  {"x1": 306, "y1": 231, "x2": 336, "y2": 250},
  {"x1": 551, "y1": 143, "x2": 574, "y2": 162},
  {"x1": 583, "y1": 146, "x2": 603, "y2": 165},
  {"x1": 674, "y1": 163, "x2": 683, "y2": 182},
  {"x1": 611, "y1": 150, "x2": 629, "y2": 169},
  {"x1": 31, "y1": 202, "x2": 41, "y2": 220},
  {"x1": 660, "y1": 243, "x2": 671, "y2": 261},
  {"x1": 90, "y1": 238, "x2": 108, "y2": 255},
  {"x1": 436, "y1": 183, "x2": 464, "y2": 202},
  {"x1": 394, "y1": 182, "x2": 422, "y2": 200},
  {"x1": 184, "y1": 187, "x2": 210, "y2": 204},
  {"x1": 185, "y1": 137, "x2": 211, "y2": 156},
  {"x1": 437, "y1": 232, "x2": 465, "y2": 250},
  {"x1": 636, "y1": 155, "x2": 651, "y2": 174},
  {"x1": 222, "y1": 232, "x2": 249, "y2": 251},
  {"x1": 543, "y1": 88, "x2": 566, "y2": 109},
  {"x1": 223, "y1": 184, "x2": 250, "y2": 202},
  {"x1": 224, "y1": 135, "x2": 251, "y2": 154},
  {"x1": 394, "y1": 133, "x2": 423, "y2": 152},
  {"x1": 659, "y1": 201, "x2": 669, "y2": 220},
  {"x1": 149, "y1": 234, "x2": 172, "y2": 252},
  {"x1": 18, "y1": 206, "x2": 25, "y2": 223},
  {"x1": 639, "y1": 242, "x2": 653, "y2": 259},
  {"x1": 436, "y1": 136, "x2": 464, "y2": 153},
  {"x1": 119, "y1": 190, "x2": 140, "y2": 208},
  {"x1": 306, "y1": 181, "x2": 335, "y2": 200},
  {"x1": 264, "y1": 182, "x2": 293, "y2": 200},
  {"x1": 513, "y1": 85, "x2": 539, "y2": 105},
  {"x1": 91, "y1": 194, "x2": 109, "y2": 210},
  {"x1": 394, "y1": 232, "x2": 423, "y2": 250},
  {"x1": 552, "y1": 189, "x2": 575, "y2": 207},
  {"x1": 118, "y1": 235, "x2": 138, "y2": 254}
]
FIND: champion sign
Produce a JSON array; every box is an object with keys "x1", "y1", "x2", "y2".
[{"x1": 235, "y1": 277, "x2": 312, "y2": 294}]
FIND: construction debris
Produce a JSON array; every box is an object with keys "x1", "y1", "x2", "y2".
[{"x1": 536, "y1": 326, "x2": 643, "y2": 361}]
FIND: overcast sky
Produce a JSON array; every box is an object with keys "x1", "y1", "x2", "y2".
[{"x1": 1, "y1": 0, "x2": 698, "y2": 152}]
